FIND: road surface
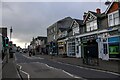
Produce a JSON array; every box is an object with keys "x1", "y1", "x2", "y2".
[{"x1": 14, "y1": 52, "x2": 120, "y2": 80}]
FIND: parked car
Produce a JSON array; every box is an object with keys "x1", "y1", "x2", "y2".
[{"x1": 19, "y1": 50, "x2": 22, "y2": 53}]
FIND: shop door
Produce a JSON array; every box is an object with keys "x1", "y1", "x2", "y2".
[{"x1": 83, "y1": 40, "x2": 99, "y2": 66}]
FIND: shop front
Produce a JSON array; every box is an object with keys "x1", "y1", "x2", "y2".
[
  {"x1": 66, "y1": 37, "x2": 81, "y2": 58},
  {"x1": 67, "y1": 38, "x2": 76, "y2": 57},
  {"x1": 58, "y1": 40, "x2": 67, "y2": 57},
  {"x1": 108, "y1": 36, "x2": 120, "y2": 59},
  {"x1": 81, "y1": 34, "x2": 99, "y2": 65},
  {"x1": 49, "y1": 41, "x2": 58, "y2": 55}
]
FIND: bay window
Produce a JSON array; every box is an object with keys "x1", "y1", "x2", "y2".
[
  {"x1": 108, "y1": 11, "x2": 119, "y2": 26},
  {"x1": 113, "y1": 12, "x2": 119, "y2": 25},
  {"x1": 109, "y1": 15, "x2": 113, "y2": 26}
]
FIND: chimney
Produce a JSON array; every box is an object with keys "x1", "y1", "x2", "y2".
[
  {"x1": 96, "y1": 8, "x2": 101, "y2": 14},
  {"x1": 83, "y1": 12, "x2": 87, "y2": 20}
]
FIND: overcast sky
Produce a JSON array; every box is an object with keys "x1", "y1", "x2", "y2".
[{"x1": 2, "y1": 1, "x2": 108, "y2": 48}]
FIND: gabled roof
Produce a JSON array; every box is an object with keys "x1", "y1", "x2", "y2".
[
  {"x1": 47, "y1": 17, "x2": 73, "y2": 30},
  {"x1": 57, "y1": 17, "x2": 73, "y2": 29},
  {"x1": 74, "y1": 19, "x2": 83, "y2": 26},
  {"x1": 83, "y1": 11, "x2": 97, "y2": 23},
  {"x1": 105, "y1": 1, "x2": 114, "y2": 14},
  {"x1": 83, "y1": 11, "x2": 106, "y2": 23},
  {"x1": 89, "y1": 11, "x2": 101, "y2": 17}
]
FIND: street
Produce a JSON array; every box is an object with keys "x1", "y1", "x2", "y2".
[
  {"x1": 14, "y1": 52, "x2": 120, "y2": 80},
  {"x1": 1, "y1": 1, "x2": 120, "y2": 80}
]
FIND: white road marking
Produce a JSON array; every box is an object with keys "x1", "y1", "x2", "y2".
[
  {"x1": 56, "y1": 61, "x2": 120, "y2": 76},
  {"x1": 17, "y1": 64, "x2": 30, "y2": 80},
  {"x1": 39, "y1": 62, "x2": 86, "y2": 79},
  {"x1": 62, "y1": 70, "x2": 87, "y2": 80},
  {"x1": 15, "y1": 64, "x2": 21, "y2": 79},
  {"x1": 17, "y1": 64, "x2": 22, "y2": 69},
  {"x1": 20, "y1": 70, "x2": 30, "y2": 80}
]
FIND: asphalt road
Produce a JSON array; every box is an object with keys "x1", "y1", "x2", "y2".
[{"x1": 15, "y1": 52, "x2": 120, "y2": 80}]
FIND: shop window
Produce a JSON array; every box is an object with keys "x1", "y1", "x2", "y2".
[
  {"x1": 76, "y1": 46, "x2": 79, "y2": 54},
  {"x1": 109, "y1": 43, "x2": 119, "y2": 58}
]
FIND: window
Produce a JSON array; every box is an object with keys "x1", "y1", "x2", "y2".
[
  {"x1": 113, "y1": 12, "x2": 119, "y2": 25},
  {"x1": 93, "y1": 20, "x2": 97, "y2": 29},
  {"x1": 108, "y1": 11, "x2": 119, "y2": 26},
  {"x1": 51, "y1": 29, "x2": 53, "y2": 33},
  {"x1": 53, "y1": 35, "x2": 55, "y2": 39},
  {"x1": 86, "y1": 20, "x2": 97, "y2": 32},
  {"x1": 86, "y1": 23, "x2": 90, "y2": 31},
  {"x1": 109, "y1": 15, "x2": 113, "y2": 26},
  {"x1": 53, "y1": 27, "x2": 55, "y2": 32}
]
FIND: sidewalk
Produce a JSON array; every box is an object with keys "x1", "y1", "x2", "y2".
[
  {"x1": 35, "y1": 54, "x2": 120, "y2": 74},
  {"x1": 2, "y1": 55, "x2": 20, "y2": 80}
]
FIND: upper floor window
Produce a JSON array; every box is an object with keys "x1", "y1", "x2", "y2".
[
  {"x1": 109, "y1": 15, "x2": 113, "y2": 26},
  {"x1": 108, "y1": 11, "x2": 119, "y2": 26},
  {"x1": 73, "y1": 27, "x2": 79, "y2": 35},
  {"x1": 113, "y1": 12, "x2": 119, "y2": 25},
  {"x1": 86, "y1": 20, "x2": 97, "y2": 32},
  {"x1": 73, "y1": 22, "x2": 78, "y2": 28},
  {"x1": 54, "y1": 27, "x2": 55, "y2": 32}
]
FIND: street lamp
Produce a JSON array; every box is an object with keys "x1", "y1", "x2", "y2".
[{"x1": 10, "y1": 27, "x2": 13, "y2": 41}]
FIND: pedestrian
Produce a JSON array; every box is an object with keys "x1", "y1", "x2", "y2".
[
  {"x1": 29, "y1": 50, "x2": 31, "y2": 57},
  {"x1": 28, "y1": 45, "x2": 32, "y2": 57}
]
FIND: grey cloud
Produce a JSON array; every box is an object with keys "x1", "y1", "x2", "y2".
[{"x1": 2, "y1": 2, "x2": 107, "y2": 45}]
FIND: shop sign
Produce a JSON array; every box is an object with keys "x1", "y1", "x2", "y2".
[
  {"x1": 108, "y1": 36, "x2": 120, "y2": 43},
  {"x1": 81, "y1": 35, "x2": 97, "y2": 42}
]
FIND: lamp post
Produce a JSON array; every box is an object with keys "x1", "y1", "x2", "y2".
[{"x1": 10, "y1": 27, "x2": 13, "y2": 41}]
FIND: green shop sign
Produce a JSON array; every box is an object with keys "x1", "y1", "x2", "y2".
[{"x1": 109, "y1": 45, "x2": 119, "y2": 54}]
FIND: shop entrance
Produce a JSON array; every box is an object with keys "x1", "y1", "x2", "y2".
[{"x1": 83, "y1": 39, "x2": 99, "y2": 66}]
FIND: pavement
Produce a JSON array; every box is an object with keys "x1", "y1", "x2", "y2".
[
  {"x1": 32, "y1": 54, "x2": 120, "y2": 74},
  {"x1": 2, "y1": 54, "x2": 21, "y2": 80}
]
